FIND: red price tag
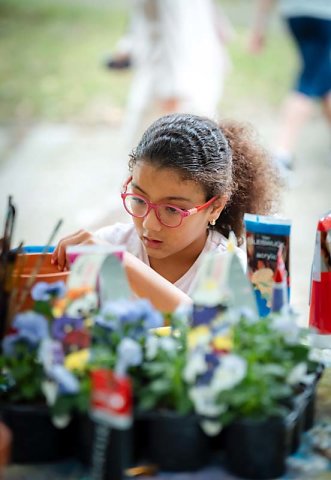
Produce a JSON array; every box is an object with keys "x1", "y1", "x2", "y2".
[{"x1": 90, "y1": 369, "x2": 133, "y2": 429}]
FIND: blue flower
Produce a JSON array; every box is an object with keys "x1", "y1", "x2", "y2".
[
  {"x1": 94, "y1": 313, "x2": 118, "y2": 331},
  {"x1": 2, "y1": 335, "x2": 24, "y2": 356},
  {"x1": 51, "y1": 316, "x2": 84, "y2": 341},
  {"x1": 101, "y1": 299, "x2": 137, "y2": 321},
  {"x1": 101, "y1": 299, "x2": 163, "y2": 330},
  {"x1": 116, "y1": 338, "x2": 143, "y2": 375},
  {"x1": 2, "y1": 311, "x2": 49, "y2": 356},
  {"x1": 31, "y1": 281, "x2": 66, "y2": 301},
  {"x1": 141, "y1": 303, "x2": 163, "y2": 330}
]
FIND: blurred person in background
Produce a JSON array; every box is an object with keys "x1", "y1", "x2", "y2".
[
  {"x1": 249, "y1": 0, "x2": 331, "y2": 178},
  {"x1": 107, "y1": 0, "x2": 233, "y2": 145}
]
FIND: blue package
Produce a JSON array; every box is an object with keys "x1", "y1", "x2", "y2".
[{"x1": 244, "y1": 214, "x2": 291, "y2": 317}]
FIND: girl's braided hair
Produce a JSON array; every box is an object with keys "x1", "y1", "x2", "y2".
[{"x1": 129, "y1": 113, "x2": 281, "y2": 245}]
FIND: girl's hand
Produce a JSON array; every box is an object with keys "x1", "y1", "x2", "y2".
[
  {"x1": 51, "y1": 229, "x2": 104, "y2": 271},
  {"x1": 247, "y1": 30, "x2": 266, "y2": 54}
]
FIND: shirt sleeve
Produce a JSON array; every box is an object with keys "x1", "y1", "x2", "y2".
[{"x1": 94, "y1": 222, "x2": 144, "y2": 259}]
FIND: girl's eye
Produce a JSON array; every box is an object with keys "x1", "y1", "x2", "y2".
[
  {"x1": 132, "y1": 196, "x2": 146, "y2": 205},
  {"x1": 165, "y1": 206, "x2": 181, "y2": 215}
]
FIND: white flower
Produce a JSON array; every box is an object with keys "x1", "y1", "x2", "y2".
[
  {"x1": 200, "y1": 420, "x2": 223, "y2": 437},
  {"x1": 183, "y1": 350, "x2": 208, "y2": 383},
  {"x1": 189, "y1": 385, "x2": 227, "y2": 417},
  {"x1": 49, "y1": 365, "x2": 80, "y2": 394},
  {"x1": 41, "y1": 380, "x2": 58, "y2": 406},
  {"x1": 145, "y1": 335, "x2": 159, "y2": 360},
  {"x1": 286, "y1": 362, "x2": 307, "y2": 386},
  {"x1": 271, "y1": 315, "x2": 300, "y2": 344},
  {"x1": 211, "y1": 354, "x2": 247, "y2": 393},
  {"x1": 300, "y1": 373, "x2": 316, "y2": 386},
  {"x1": 159, "y1": 337, "x2": 177, "y2": 355},
  {"x1": 172, "y1": 304, "x2": 192, "y2": 325},
  {"x1": 66, "y1": 292, "x2": 98, "y2": 318},
  {"x1": 38, "y1": 338, "x2": 64, "y2": 373},
  {"x1": 116, "y1": 338, "x2": 143, "y2": 375},
  {"x1": 52, "y1": 415, "x2": 71, "y2": 429}
]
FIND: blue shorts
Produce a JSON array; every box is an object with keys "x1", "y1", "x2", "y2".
[{"x1": 286, "y1": 16, "x2": 331, "y2": 98}]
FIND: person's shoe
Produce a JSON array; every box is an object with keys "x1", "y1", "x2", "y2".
[
  {"x1": 104, "y1": 55, "x2": 131, "y2": 70},
  {"x1": 272, "y1": 152, "x2": 294, "y2": 187}
]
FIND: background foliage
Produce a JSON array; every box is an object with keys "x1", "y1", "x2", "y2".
[{"x1": 0, "y1": 0, "x2": 296, "y2": 123}]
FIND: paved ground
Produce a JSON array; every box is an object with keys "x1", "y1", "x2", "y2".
[{"x1": 0, "y1": 109, "x2": 330, "y2": 325}]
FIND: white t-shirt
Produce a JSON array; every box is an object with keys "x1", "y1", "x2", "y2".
[{"x1": 95, "y1": 222, "x2": 247, "y2": 296}]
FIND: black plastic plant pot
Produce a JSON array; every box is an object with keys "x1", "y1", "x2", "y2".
[
  {"x1": 132, "y1": 410, "x2": 153, "y2": 463},
  {"x1": 303, "y1": 384, "x2": 317, "y2": 431},
  {"x1": 303, "y1": 362, "x2": 325, "y2": 432},
  {"x1": 147, "y1": 411, "x2": 210, "y2": 472},
  {"x1": 0, "y1": 404, "x2": 73, "y2": 463},
  {"x1": 290, "y1": 393, "x2": 307, "y2": 453},
  {"x1": 73, "y1": 414, "x2": 133, "y2": 480},
  {"x1": 224, "y1": 416, "x2": 288, "y2": 480}
]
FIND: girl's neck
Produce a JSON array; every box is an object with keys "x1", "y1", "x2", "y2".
[{"x1": 149, "y1": 231, "x2": 209, "y2": 284}]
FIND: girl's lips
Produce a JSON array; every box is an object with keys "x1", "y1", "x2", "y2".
[{"x1": 143, "y1": 236, "x2": 163, "y2": 249}]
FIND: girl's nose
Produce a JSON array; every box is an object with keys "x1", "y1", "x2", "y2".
[{"x1": 142, "y1": 207, "x2": 162, "y2": 231}]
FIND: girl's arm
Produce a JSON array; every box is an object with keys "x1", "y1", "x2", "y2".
[
  {"x1": 123, "y1": 251, "x2": 192, "y2": 312},
  {"x1": 52, "y1": 230, "x2": 192, "y2": 311},
  {"x1": 248, "y1": 0, "x2": 276, "y2": 53}
]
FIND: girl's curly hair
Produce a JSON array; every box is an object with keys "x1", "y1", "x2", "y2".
[{"x1": 129, "y1": 113, "x2": 281, "y2": 245}]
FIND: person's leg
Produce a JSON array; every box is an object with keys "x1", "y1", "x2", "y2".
[
  {"x1": 322, "y1": 92, "x2": 331, "y2": 164},
  {"x1": 321, "y1": 92, "x2": 331, "y2": 124},
  {"x1": 274, "y1": 91, "x2": 314, "y2": 161},
  {"x1": 273, "y1": 17, "x2": 326, "y2": 171}
]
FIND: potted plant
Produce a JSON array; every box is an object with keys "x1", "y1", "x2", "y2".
[
  {"x1": 55, "y1": 296, "x2": 166, "y2": 470},
  {"x1": 133, "y1": 308, "x2": 211, "y2": 472},
  {"x1": 86, "y1": 300, "x2": 213, "y2": 473},
  {"x1": 0, "y1": 280, "x2": 79, "y2": 463},
  {"x1": 184, "y1": 307, "x2": 315, "y2": 480}
]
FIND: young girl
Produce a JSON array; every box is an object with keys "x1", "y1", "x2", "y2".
[{"x1": 52, "y1": 113, "x2": 280, "y2": 311}]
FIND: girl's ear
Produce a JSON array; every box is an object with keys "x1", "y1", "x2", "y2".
[{"x1": 211, "y1": 195, "x2": 228, "y2": 217}]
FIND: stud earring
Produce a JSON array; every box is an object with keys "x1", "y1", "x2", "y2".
[{"x1": 209, "y1": 219, "x2": 216, "y2": 226}]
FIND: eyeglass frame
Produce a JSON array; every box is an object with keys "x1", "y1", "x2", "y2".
[{"x1": 120, "y1": 176, "x2": 218, "y2": 228}]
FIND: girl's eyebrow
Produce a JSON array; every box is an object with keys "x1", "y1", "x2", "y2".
[{"x1": 131, "y1": 181, "x2": 193, "y2": 203}]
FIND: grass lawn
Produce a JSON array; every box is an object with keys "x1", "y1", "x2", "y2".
[{"x1": 0, "y1": 0, "x2": 297, "y2": 123}]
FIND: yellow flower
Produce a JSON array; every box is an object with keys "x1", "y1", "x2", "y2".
[
  {"x1": 188, "y1": 325, "x2": 210, "y2": 349},
  {"x1": 213, "y1": 335, "x2": 233, "y2": 351},
  {"x1": 65, "y1": 349, "x2": 89, "y2": 372},
  {"x1": 84, "y1": 317, "x2": 94, "y2": 329},
  {"x1": 150, "y1": 326, "x2": 172, "y2": 336},
  {"x1": 52, "y1": 298, "x2": 67, "y2": 317}
]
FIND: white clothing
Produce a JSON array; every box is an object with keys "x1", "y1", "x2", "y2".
[
  {"x1": 122, "y1": 0, "x2": 231, "y2": 145},
  {"x1": 95, "y1": 222, "x2": 246, "y2": 296}
]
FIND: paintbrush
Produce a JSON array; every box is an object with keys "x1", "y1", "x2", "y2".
[
  {"x1": 0, "y1": 196, "x2": 16, "y2": 345},
  {"x1": 14, "y1": 219, "x2": 63, "y2": 313}
]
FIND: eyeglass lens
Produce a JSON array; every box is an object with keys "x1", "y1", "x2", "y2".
[{"x1": 124, "y1": 195, "x2": 183, "y2": 227}]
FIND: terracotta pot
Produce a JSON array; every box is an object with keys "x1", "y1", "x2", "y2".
[
  {"x1": 0, "y1": 422, "x2": 12, "y2": 468},
  {"x1": 12, "y1": 253, "x2": 70, "y2": 311}
]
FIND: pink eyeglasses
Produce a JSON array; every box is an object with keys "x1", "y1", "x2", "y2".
[{"x1": 121, "y1": 177, "x2": 218, "y2": 228}]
